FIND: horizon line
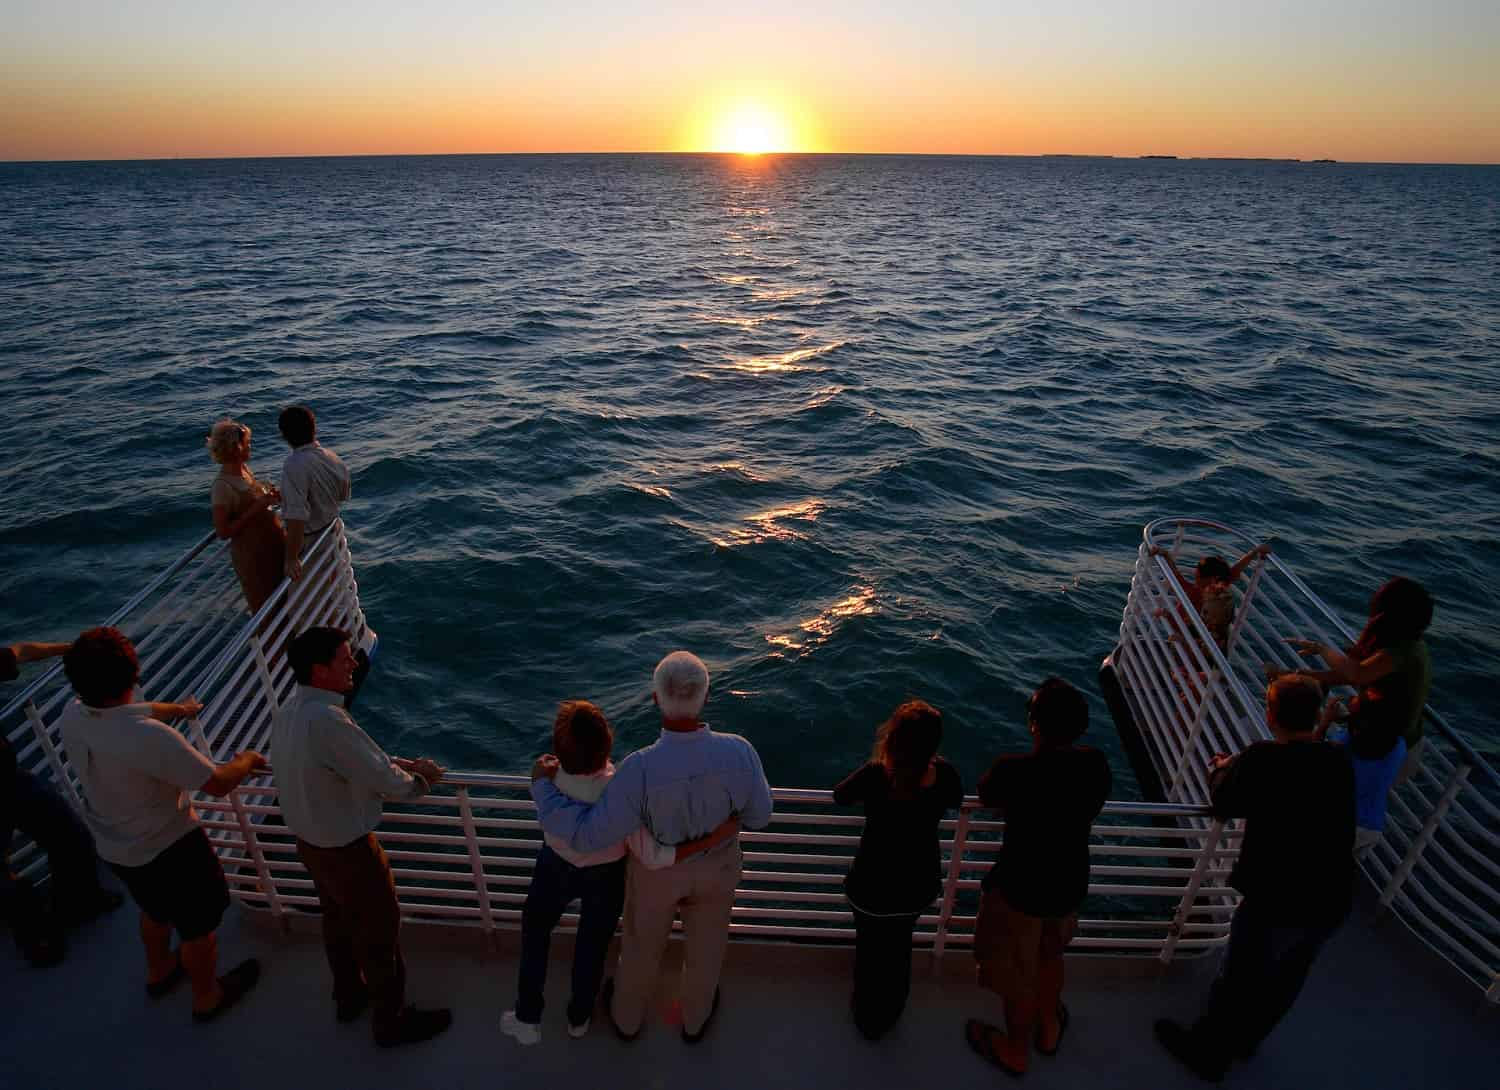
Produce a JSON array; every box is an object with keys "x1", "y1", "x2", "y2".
[{"x1": 4, "y1": 150, "x2": 1499, "y2": 168}]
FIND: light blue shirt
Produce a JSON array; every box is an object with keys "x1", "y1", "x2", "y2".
[{"x1": 531, "y1": 724, "x2": 773, "y2": 854}]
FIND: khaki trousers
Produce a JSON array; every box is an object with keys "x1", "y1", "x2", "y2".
[{"x1": 610, "y1": 841, "x2": 742, "y2": 1036}]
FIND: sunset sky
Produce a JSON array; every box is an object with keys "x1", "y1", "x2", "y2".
[{"x1": 3, "y1": 1, "x2": 1497, "y2": 163}]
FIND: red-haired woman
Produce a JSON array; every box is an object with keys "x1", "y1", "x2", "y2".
[{"x1": 834, "y1": 699, "x2": 963, "y2": 1040}]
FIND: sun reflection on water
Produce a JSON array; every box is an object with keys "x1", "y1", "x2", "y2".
[
  {"x1": 730, "y1": 340, "x2": 846, "y2": 373},
  {"x1": 766, "y1": 585, "x2": 880, "y2": 654},
  {"x1": 708, "y1": 497, "x2": 825, "y2": 548}
]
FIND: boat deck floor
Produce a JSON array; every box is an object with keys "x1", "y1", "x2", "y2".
[{"x1": 4, "y1": 884, "x2": 1493, "y2": 1089}]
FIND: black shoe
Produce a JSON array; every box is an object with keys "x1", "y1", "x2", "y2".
[
  {"x1": 601, "y1": 978, "x2": 641, "y2": 1042},
  {"x1": 682, "y1": 988, "x2": 721, "y2": 1045},
  {"x1": 1154, "y1": 1018, "x2": 1228, "y2": 1083},
  {"x1": 336, "y1": 989, "x2": 370, "y2": 1023},
  {"x1": 375, "y1": 1006, "x2": 453, "y2": 1048},
  {"x1": 193, "y1": 958, "x2": 262, "y2": 1023}
]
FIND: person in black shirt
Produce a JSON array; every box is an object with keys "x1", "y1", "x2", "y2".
[
  {"x1": 965, "y1": 678, "x2": 1111, "y2": 1077},
  {"x1": 1, "y1": 639, "x2": 123, "y2": 967},
  {"x1": 833, "y1": 699, "x2": 963, "y2": 1041},
  {"x1": 1155, "y1": 675, "x2": 1355, "y2": 1082}
]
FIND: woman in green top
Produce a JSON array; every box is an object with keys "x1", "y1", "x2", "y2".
[{"x1": 1288, "y1": 576, "x2": 1434, "y2": 784}]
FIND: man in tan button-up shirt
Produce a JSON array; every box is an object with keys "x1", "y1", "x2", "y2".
[{"x1": 270, "y1": 625, "x2": 450, "y2": 1048}]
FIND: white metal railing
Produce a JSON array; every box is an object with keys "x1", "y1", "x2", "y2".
[
  {"x1": 1114, "y1": 517, "x2": 1500, "y2": 1000},
  {"x1": 1, "y1": 520, "x2": 371, "y2": 885},
  {"x1": 198, "y1": 774, "x2": 1239, "y2": 961},
  {"x1": 8, "y1": 515, "x2": 1494, "y2": 995},
  {"x1": 4, "y1": 518, "x2": 1239, "y2": 963}
]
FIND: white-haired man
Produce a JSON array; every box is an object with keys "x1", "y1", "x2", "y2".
[{"x1": 531, "y1": 651, "x2": 772, "y2": 1043}]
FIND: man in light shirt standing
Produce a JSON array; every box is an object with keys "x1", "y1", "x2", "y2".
[
  {"x1": 270, "y1": 625, "x2": 451, "y2": 1048},
  {"x1": 277, "y1": 404, "x2": 351, "y2": 582},
  {"x1": 56, "y1": 627, "x2": 266, "y2": 1020},
  {"x1": 531, "y1": 651, "x2": 773, "y2": 1044}
]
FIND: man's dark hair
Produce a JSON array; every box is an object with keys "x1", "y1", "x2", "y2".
[
  {"x1": 64, "y1": 627, "x2": 140, "y2": 707},
  {"x1": 278, "y1": 404, "x2": 317, "y2": 447},
  {"x1": 1028, "y1": 677, "x2": 1089, "y2": 746},
  {"x1": 1267, "y1": 676, "x2": 1322, "y2": 735},
  {"x1": 553, "y1": 700, "x2": 613, "y2": 775},
  {"x1": 1196, "y1": 556, "x2": 1232, "y2": 582},
  {"x1": 288, "y1": 626, "x2": 350, "y2": 685}
]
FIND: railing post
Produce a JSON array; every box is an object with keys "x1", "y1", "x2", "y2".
[
  {"x1": 1223, "y1": 556, "x2": 1266, "y2": 658},
  {"x1": 931, "y1": 806, "x2": 973, "y2": 962},
  {"x1": 456, "y1": 786, "x2": 497, "y2": 944},
  {"x1": 249, "y1": 633, "x2": 281, "y2": 715},
  {"x1": 227, "y1": 785, "x2": 285, "y2": 925},
  {"x1": 24, "y1": 700, "x2": 84, "y2": 812},
  {"x1": 1160, "y1": 819, "x2": 1226, "y2": 964},
  {"x1": 1380, "y1": 763, "x2": 1470, "y2": 909},
  {"x1": 1168, "y1": 670, "x2": 1220, "y2": 799}
]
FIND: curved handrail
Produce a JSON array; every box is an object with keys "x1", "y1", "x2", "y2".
[
  {"x1": 181, "y1": 520, "x2": 344, "y2": 705},
  {"x1": 0, "y1": 529, "x2": 225, "y2": 723},
  {"x1": 1143, "y1": 516, "x2": 1498, "y2": 793}
]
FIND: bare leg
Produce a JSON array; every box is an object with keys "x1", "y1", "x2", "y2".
[
  {"x1": 139, "y1": 912, "x2": 177, "y2": 985},
  {"x1": 181, "y1": 931, "x2": 225, "y2": 1014},
  {"x1": 1036, "y1": 949, "x2": 1065, "y2": 1051},
  {"x1": 995, "y1": 992, "x2": 1035, "y2": 1072}
]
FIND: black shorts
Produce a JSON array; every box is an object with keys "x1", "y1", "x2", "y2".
[{"x1": 109, "y1": 827, "x2": 230, "y2": 941}]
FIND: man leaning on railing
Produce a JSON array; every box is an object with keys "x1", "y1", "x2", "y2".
[
  {"x1": 55, "y1": 627, "x2": 266, "y2": 1021},
  {"x1": 269, "y1": 625, "x2": 450, "y2": 1048},
  {"x1": 1155, "y1": 675, "x2": 1356, "y2": 1082}
]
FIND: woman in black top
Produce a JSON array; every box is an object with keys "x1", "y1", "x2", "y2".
[{"x1": 834, "y1": 700, "x2": 964, "y2": 1040}]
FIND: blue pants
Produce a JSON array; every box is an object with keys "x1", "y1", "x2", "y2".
[
  {"x1": 1, "y1": 768, "x2": 105, "y2": 925},
  {"x1": 1196, "y1": 897, "x2": 1340, "y2": 1059},
  {"x1": 514, "y1": 846, "x2": 627, "y2": 1027}
]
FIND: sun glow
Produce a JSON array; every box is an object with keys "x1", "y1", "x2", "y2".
[
  {"x1": 682, "y1": 93, "x2": 819, "y2": 154},
  {"x1": 711, "y1": 103, "x2": 790, "y2": 154}
]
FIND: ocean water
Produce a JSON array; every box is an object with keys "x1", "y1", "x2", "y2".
[{"x1": 1, "y1": 154, "x2": 1497, "y2": 793}]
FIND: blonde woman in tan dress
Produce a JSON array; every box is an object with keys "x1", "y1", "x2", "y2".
[{"x1": 207, "y1": 419, "x2": 286, "y2": 612}]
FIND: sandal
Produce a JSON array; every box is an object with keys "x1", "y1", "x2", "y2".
[
  {"x1": 146, "y1": 952, "x2": 186, "y2": 998},
  {"x1": 965, "y1": 1018, "x2": 1024, "y2": 1078},
  {"x1": 1036, "y1": 1002, "x2": 1069, "y2": 1057},
  {"x1": 192, "y1": 958, "x2": 262, "y2": 1023}
]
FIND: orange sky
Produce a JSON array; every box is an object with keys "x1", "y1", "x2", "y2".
[{"x1": 3, "y1": 2, "x2": 1497, "y2": 163}]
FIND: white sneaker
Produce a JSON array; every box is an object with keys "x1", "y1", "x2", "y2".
[
  {"x1": 500, "y1": 1010, "x2": 541, "y2": 1045},
  {"x1": 567, "y1": 1018, "x2": 590, "y2": 1039}
]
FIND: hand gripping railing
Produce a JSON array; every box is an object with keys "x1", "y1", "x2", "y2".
[
  {"x1": 1114, "y1": 517, "x2": 1500, "y2": 1001},
  {"x1": 195, "y1": 772, "x2": 1239, "y2": 961}
]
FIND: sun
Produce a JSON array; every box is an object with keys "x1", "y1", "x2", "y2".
[{"x1": 709, "y1": 102, "x2": 793, "y2": 155}]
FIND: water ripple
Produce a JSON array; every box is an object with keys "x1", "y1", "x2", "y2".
[{"x1": 1, "y1": 154, "x2": 1497, "y2": 788}]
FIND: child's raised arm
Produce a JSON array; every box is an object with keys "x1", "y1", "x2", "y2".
[{"x1": 1229, "y1": 542, "x2": 1274, "y2": 582}]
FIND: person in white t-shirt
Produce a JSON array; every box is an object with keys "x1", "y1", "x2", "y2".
[
  {"x1": 57, "y1": 627, "x2": 266, "y2": 1021},
  {"x1": 501, "y1": 700, "x2": 739, "y2": 1045}
]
